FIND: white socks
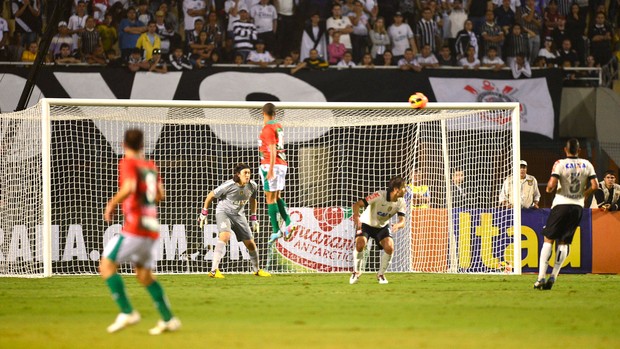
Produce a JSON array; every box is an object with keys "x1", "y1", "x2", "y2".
[
  {"x1": 249, "y1": 249, "x2": 259, "y2": 272},
  {"x1": 211, "y1": 241, "x2": 226, "y2": 272},
  {"x1": 354, "y1": 249, "x2": 364, "y2": 273},
  {"x1": 538, "y1": 242, "x2": 553, "y2": 280},
  {"x1": 551, "y1": 244, "x2": 568, "y2": 279},
  {"x1": 379, "y1": 251, "x2": 393, "y2": 276}
]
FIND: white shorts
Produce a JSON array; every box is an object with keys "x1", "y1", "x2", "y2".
[
  {"x1": 259, "y1": 164, "x2": 287, "y2": 192},
  {"x1": 102, "y1": 232, "x2": 158, "y2": 269}
]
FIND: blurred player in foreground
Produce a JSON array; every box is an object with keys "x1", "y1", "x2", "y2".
[
  {"x1": 101, "y1": 129, "x2": 181, "y2": 334},
  {"x1": 351, "y1": 176, "x2": 407, "y2": 284},
  {"x1": 198, "y1": 163, "x2": 271, "y2": 278},
  {"x1": 534, "y1": 139, "x2": 598, "y2": 290},
  {"x1": 258, "y1": 102, "x2": 296, "y2": 243}
]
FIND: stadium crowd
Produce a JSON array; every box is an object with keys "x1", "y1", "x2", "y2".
[{"x1": 0, "y1": 0, "x2": 618, "y2": 76}]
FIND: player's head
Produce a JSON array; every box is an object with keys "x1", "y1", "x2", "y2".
[
  {"x1": 233, "y1": 163, "x2": 251, "y2": 184},
  {"x1": 565, "y1": 138, "x2": 580, "y2": 156},
  {"x1": 388, "y1": 176, "x2": 406, "y2": 198},
  {"x1": 603, "y1": 170, "x2": 616, "y2": 187},
  {"x1": 262, "y1": 103, "x2": 276, "y2": 120},
  {"x1": 124, "y1": 129, "x2": 144, "y2": 152}
]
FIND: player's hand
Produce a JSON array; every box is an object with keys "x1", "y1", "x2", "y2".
[
  {"x1": 103, "y1": 202, "x2": 115, "y2": 223},
  {"x1": 198, "y1": 208, "x2": 208, "y2": 228},
  {"x1": 250, "y1": 215, "x2": 259, "y2": 233},
  {"x1": 600, "y1": 204, "x2": 611, "y2": 212}
]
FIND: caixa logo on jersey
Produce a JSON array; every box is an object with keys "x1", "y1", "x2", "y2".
[{"x1": 464, "y1": 80, "x2": 526, "y2": 124}]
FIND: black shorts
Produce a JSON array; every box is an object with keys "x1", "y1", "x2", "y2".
[
  {"x1": 355, "y1": 223, "x2": 392, "y2": 250},
  {"x1": 542, "y1": 205, "x2": 583, "y2": 244}
]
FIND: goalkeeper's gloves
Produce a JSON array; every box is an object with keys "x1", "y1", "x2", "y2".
[
  {"x1": 250, "y1": 214, "x2": 259, "y2": 233},
  {"x1": 198, "y1": 208, "x2": 208, "y2": 229}
]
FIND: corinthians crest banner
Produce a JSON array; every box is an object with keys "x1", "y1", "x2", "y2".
[{"x1": 429, "y1": 77, "x2": 554, "y2": 139}]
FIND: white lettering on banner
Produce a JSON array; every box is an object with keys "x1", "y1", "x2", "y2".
[
  {"x1": 8, "y1": 225, "x2": 31, "y2": 261},
  {"x1": 274, "y1": 207, "x2": 355, "y2": 272},
  {"x1": 157, "y1": 224, "x2": 188, "y2": 260},
  {"x1": 429, "y1": 77, "x2": 554, "y2": 139},
  {"x1": 62, "y1": 225, "x2": 88, "y2": 261}
]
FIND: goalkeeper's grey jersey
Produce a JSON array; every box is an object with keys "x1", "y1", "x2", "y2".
[{"x1": 213, "y1": 180, "x2": 258, "y2": 215}]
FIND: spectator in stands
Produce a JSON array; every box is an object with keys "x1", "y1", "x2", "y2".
[
  {"x1": 186, "y1": 18, "x2": 206, "y2": 53},
  {"x1": 137, "y1": 0, "x2": 153, "y2": 25},
  {"x1": 482, "y1": 45, "x2": 505, "y2": 70},
  {"x1": 458, "y1": 45, "x2": 481, "y2": 69},
  {"x1": 225, "y1": 0, "x2": 245, "y2": 39},
  {"x1": 191, "y1": 31, "x2": 216, "y2": 67},
  {"x1": 437, "y1": 44, "x2": 457, "y2": 66},
  {"x1": 580, "y1": 55, "x2": 600, "y2": 86},
  {"x1": 588, "y1": 11, "x2": 613, "y2": 66},
  {"x1": 290, "y1": 49, "x2": 300, "y2": 65},
  {"x1": 551, "y1": 15, "x2": 570, "y2": 49},
  {"x1": 416, "y1": 43, "x2": 439, "y2": 68},
  {"x1": 158, "y1": 2, "x2": 178, "y2": 32},
  {"x1": 280, "y1": 55, "x2": 294, "y2": 66},
  {"x1": 136, "y1": 20, "x2": 161, "y2": 60},
  {"x1": 204, "y1": 11, "x2": 223, "y2": 55},
  {"x1": 49, "y1": 22, "x2": 77, "y2": 59},
  {"x1": 276, "y1": 0, "x2": 299, "y2": 58},
  {"x1": 300, "y1": 12, "x2": 328, "y2": 62},
  {"x1": 510, "y1": 52, "x2": 532, "y2": 78},
  {"x1": 0, "y1": 14, "x2": 8, "y2": 61},
  {"x1": 154, "y1": 11, "x2": 177, "y2": 55},
  {"x1": 148, "y1": 48, "x2": 168, "y2": 73},
  {"x1": 247, "y1": 40, "x2": 276, "y2": 67},
  {"x1": 543, "y1": 0, "x2": 561, "y2": 37},
  {"x1": 92, "y1": 0, "x2": 109, "y2": 24},
  {"x1": 327, "y1": 31, "x2": 346, "y2": 64},
  {"x1": 504, "y1": 23, "x2": 529, "y2": 66},
  {"x1": 128, "y1": 46, "x2": 151, "y2": 71},
  {"x1": 451, "y1": 168, "x2": 468, "y2": 209},
  {"x1": 556, "y1": 0, "x2": 571, "y2": 16},
  {"x1": 565, "y1": 3, "x2": 586, "y2": 44},
  {"x1": 446, "y1": 0, "x2": 468, "y2": 50},
  {"x1": 119, "y1": 7, "x2": 147, "y2": 60},
  {"x1": 232, "y1": 8, "x2": 257, "y2": 62},
  {"x1": 369, "y1": 16, "x2": 390, "y2": 62},
  {"x1": 21, "y1": 40, "x2": 38, "y2": 62},
  {"x1": 416, "y1": 7, "x2": 441, "y2": 53},
  {"x1": 80, "y1": 17, "x2": 102, "y2": 59},
  {"x1": 494, "y1": 0, "x2": 516, "y2": 35},
  {"x1": 86, "y1": 44, "x2": 108, "y2": 64},
  {"x1": 556, "y1": 38, "x2": 580, "y2": 67},
  {"x1": 480, "y1": 10, "x2": 505, "y2": 59},
  {"x1": 561, "y1": 60, "x2": 577, "y2": 84},
  {"x1": 291, "y1": 47, "x2": 329, "y2": 73},
  {"x1": 533, "y1": 56, "x2": 548, "y2": 68},
  {"x1": 398, "y1": 47, "x2": 422, "y2": 71},
  {"x1": 12, "y1": 0, "x2": 42, "y2": 47},
  {"x1": 397, "y1": 0, "x2": 416, "y2": 27},
  {"x1": 454, "y1": 20, "x2": 478, "y2": 60},
  {"x1": 348, "y1": 0, "x2": 369, "y2": 63},
  {"x1": 326, "y1": 4, "x2": 353, "y2": 53},
  {"x1": 537, "y1": 36, "x2": 557, "y2": 66},
  {"x1": 377, "y1": 49, "x2": 395, "y2": 66},
  {"x1": 499, "y1": 160, "x2": 540, "y2": 208},
  {"x1": 68, "y1": 1, "x2": 88, "y2": 51},
  {"x1": 388, "y1": 11, "x2": 416, "y2": 61},
  {"x1": 55, "y1": 42, "x2": 81, "y2": 64},
  {"x1": 341, "y1": 0, "x2": 355, "y2": 15},
  {"x1": 98, "y1": 13, "x2": 118, "y2": 53},
  {"x1": 251, "y1": 0, "x2": 278, "y2": 56},
  {"x1": 360, "y1": 52, "x2": 375, "y2": 68},
  {"x1": 183, "y1": 0, "x2": 208, "y2": 40},
  {"x1": 467, "y1": 0, "x2": 489, "y2": 34},
  {"x1": 594, "y1": 170, "x2": 620, "y2": 212},
  {"x1": 518, "y1": 0, "x2": 542, "y2": 63},
  {"x1": 337, "y1": 51, "x2": 356, "y2": 68}
]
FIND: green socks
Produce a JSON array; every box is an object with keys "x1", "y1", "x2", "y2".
[
  {"x1": 268, "y1": 203, "x2": 280, "y2": 234},
  {"x1": 277, "y1": 198, "x2": 291, "y2": 226},
  {"x1": 105, "y1": 273, "x2": 133, "y2": 314},
  {"x1": 146, "y1": 280, "x2": 173, "y2": 321}
]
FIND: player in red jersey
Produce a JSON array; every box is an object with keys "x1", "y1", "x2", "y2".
[
  {"x1": 258, "y1": 102, "x2": 296, "y2": 243},
  {"x1": 100, "y1": 129, "x2": 181, "y2": 335}
]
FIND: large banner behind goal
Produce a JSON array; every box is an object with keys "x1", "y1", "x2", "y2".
[{"x1": 0, "y1": 99, "x2": 521, "y2": 277}]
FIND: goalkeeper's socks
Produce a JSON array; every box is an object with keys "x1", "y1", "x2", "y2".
[
  {"x1": 550, "y1": 244, "x2": 568, "y2": 279},
  {"x1": 211, "y1": 241, "x2": 226, "y2": 272},
  {"x1": 105, "y1": 273, "x2": 133, "y2": 314},
  {"x1": 249, "y1": 249, "x2": 259, "y2": 272},
  {"x1": 268, "y1": 203, "x2": 280, "y2": 234},
  {"x1": 378, "y1": 251, "x2": 393, "y2": 276},
  {"x1": 538, "y1": 242, "x2": 553, "y2": 280},
  {"x1": 276, "y1": 199, "x2": 292, "y2": 226},
  {"x1": 354, "y1": 249, "x2": 365, "y2": 273},
  {"x1": 146, "y1": 280, "x2": 173, "y2": 322}
]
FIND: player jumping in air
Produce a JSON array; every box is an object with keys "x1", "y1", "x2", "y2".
[
  {"x1": 351, "y1": 176, "x2": 407, "y2": 284},
  {"x1": 534, "y1": 138, "x2": 598, "y2": 290},
  {"x1": 101, "y1": 129, "x2": 181, "y2": 335},
  {"x1": 198, "y1": 163, "x2": 271, "y2": 278},
  {"x1": 258, "y1": 102, "x2": 296, "y2": 243}
]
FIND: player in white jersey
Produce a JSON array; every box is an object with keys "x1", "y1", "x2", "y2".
[
  {"x1": 198, "y1": 163, "x2": 271, "y2": 278},
  {"x1": 534, "y1": 139, "x2": 598, "y2": 290},
  {"x1": 350, "y1": 176, "x2": 407, "y2": 284}
]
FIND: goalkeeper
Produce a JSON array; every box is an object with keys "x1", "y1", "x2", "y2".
[
  {"x1": 198, "y1": 163, "x2": 271, "y2": 278},
  {"x1": 350, "y1": 176, "x2": 407, "y2": 285}
]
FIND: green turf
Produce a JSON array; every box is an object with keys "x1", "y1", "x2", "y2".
[{"x1": 0, "y1": 273, "x2": 618, "y2": 349}]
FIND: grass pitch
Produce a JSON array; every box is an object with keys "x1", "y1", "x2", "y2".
[{"x1": 0, "y1": 273, "x2": 618, "y2": 349}]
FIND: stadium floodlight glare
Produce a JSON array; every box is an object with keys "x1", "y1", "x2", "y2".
[{"x1": 0, "y1": 98, "x2": 520, "y2": 277}]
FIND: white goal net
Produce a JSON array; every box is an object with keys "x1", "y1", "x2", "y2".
[{"x1": 0, "y1": 99, "x2": 521, "y2": 277}]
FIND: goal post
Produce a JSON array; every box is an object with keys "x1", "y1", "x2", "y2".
[{"x1": 0, "y1": 98, "x2": 521, "y2": 277}]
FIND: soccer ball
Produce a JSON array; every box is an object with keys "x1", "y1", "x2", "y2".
[
  {"x1": 498, "y1": 261, "x2": 513, "y2": 274},
  {"x1": 408, "y1": 93, "x2": 428, "y2": 109}
]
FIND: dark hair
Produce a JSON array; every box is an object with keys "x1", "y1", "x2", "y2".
[
  {"x1": 233, "y1": 163, "x2": 251, "y2": 183},
  {"x1": 566, "y1": 138, "x2": 580, "y2": 155},
  {"x1": 604, "y1": 170, "x2": 616, "y2": 177},
  {"x1": 262, "y1": 103, "x2": 276, "y2": 117},
  {"x1": 124, "y1": 129, "x2": 144, "y2": 151},
  {"x1": 388, "y1": 176, "x2": 406, "y2": 192},
  {"x1": 60, "y1": 43, "x2": 70, "y2": 49}
]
